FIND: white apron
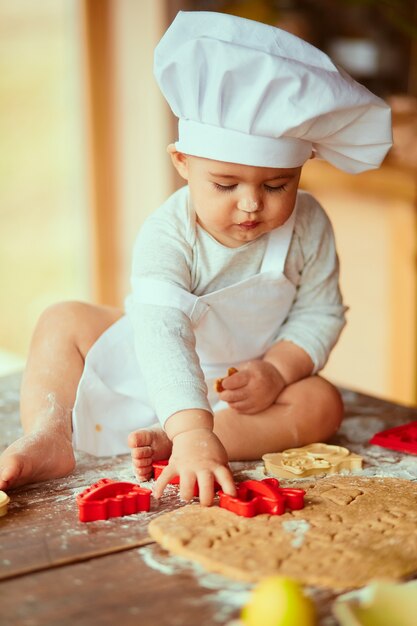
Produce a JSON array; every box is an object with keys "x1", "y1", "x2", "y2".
[{"x1": 72, "y1": 210, "x2": 297, "y2": 456}]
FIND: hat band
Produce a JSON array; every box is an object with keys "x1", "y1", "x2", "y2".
[{"x1": 175, "y1": 119, "x2": 312, "y2": 168}]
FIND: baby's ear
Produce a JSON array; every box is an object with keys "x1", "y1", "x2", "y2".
[{"x1": 167, "y1": 144, "x2": 189, "y2": 180}]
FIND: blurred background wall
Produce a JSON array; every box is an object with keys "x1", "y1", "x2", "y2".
[
  {"x1": 1, "y1": 0, "x2": 417, "y2": 406},
  {"x1": 0, "y1": 0, "x2": 90, "y2": 372}
]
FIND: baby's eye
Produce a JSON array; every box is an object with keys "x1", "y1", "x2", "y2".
[
  {"x1": 213, "y1": 182, "x2": 237, "y2": 192},
  {"x1": 264, "y1": 183, "x2": 288, "y2": 193}
]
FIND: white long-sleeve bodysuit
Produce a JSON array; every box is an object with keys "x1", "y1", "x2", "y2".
[{"x1": 125, "y1": 185, "x2": 347, "y2": 426}]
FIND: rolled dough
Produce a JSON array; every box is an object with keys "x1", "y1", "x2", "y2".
[{"x1": 148, "y1": 476, "x2": 417, "y2": 590}]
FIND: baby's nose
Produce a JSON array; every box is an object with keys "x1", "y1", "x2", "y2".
[{"x1": 237, "y1": 198, "x2": 260, "y2": 213}]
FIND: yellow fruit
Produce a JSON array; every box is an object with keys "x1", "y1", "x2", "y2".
[{"x1": 241, "y1": 576, "x2": 316, "y2": 626}]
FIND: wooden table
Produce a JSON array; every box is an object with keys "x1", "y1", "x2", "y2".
[{"x1": 1, "y1": 372, "x2": 416, "y2": 626}]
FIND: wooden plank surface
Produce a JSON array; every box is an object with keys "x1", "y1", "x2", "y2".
[
  {"x1": 0, "y1": 451, "x2": 275, "y2": 581},
  {"x1": 1, "y1": 372, "x2": 417, "y2": 626},
  {"x1": 0, "y1": 375, "x2": 158, "y2": 579},
  {"x1": 1, "y1": 454, "x2": 154, "y2": 580},
  {"x1": 0, "y1": 371, "x2": 262, "y2": 582},
  {"x1": 0, "y1": 543, "x2": 249, "y2": 626}
]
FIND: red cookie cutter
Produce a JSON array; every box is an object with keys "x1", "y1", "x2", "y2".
[
  {"x1": 76, "y1": 478, "x2": 151, "y2": 522},
  {"x1": 218, "y1": 478, "x2": 305, "y2": 517},
  {"x1": 369, "y1": 420, "x2": 417, "y2": 455},
  {"x1": 152, "y1": 460, "x2": 179, "y2": 484},
  {"x1": 152, "y1": 460, "x2": 221, "y2": 497}
]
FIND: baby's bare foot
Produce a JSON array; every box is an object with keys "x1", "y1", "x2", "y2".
[
  {"x1": 0, "y1": 428, "x2": 75, "y2": 491},
  {"x1": 127, "y1": 426, "x2": 172, "y2": 482}
]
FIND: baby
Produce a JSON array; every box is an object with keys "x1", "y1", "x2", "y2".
[{"x1": 0, "y1": 12, "x2": 391, "y2": 506}]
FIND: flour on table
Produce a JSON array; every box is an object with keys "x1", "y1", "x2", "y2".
[
  {"x1": 338, "y1": 416, "x2": 385, "y2": 443},
  {"x1": 139, "y1": 544, "x2": 250, "y2": 623},
  {"x1": 282, "y1": 519, "x2": 311, "y2": 548}
]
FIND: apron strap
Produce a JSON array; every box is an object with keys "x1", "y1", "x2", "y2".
[
  {"x1": 260, "y1": 201, "x2": 297, "y2": 274},
  {"x1": 130, "y1": 277, "x2": 208, "y2": 323},
  {"x1": 131, "y1": 198, "x2": 298, "y2": 317}
]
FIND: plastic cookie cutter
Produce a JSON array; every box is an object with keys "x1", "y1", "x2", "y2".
[
  {"x1": 76, "y1": 478, "x2": 152, "y2": 522},
  {"x1": 0, "y1": 490, "x2": 10, "y2": 518},
  {"x1": 218, "y1": 478, "x2": 305, "y2": 517},
  {"x1": 152, "y1": 460, "x2": 221, "y2": 497},
  {"x1": 263, "y1": 443, "x2": 363, "y2": 479},
  {"x1": 152, "y1": 460, "x2": 198, "y2": 497},
  {"x1": 370, "y1": 420, "x2": 417, "y2": 455},
  {"x1": 152, "y1": 460, "x2": 179, "y2": 484}
]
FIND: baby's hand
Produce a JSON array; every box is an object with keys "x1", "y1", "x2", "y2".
[
  {"x1": 219, "y1": 360, "x2": 285, "y2": 414},
  {"x1": 153, "y1": 428, "x2": 236, "y2": 506}
]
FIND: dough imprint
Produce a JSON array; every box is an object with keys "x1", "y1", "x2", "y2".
[{"x1": 148, "y1": 476, "x2": 417, "y2": 590}]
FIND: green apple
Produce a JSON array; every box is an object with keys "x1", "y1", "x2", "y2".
[{"x1": 241, "y1": 576, "x2": 316, "y2": 626}]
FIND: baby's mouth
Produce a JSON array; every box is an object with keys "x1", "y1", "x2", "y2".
[{"x1": 238, "y1": 221, "x2": 259, "y2": 229}]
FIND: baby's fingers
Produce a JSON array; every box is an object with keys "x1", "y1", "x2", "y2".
[
  {"x1": 228, "y1": 399, "x2": 259, "y2": 414},
  {"x1": 220, "y1": 387, "x2": 247, "y2": 404},
  {"x1": 178, "y1": 470, "x2": 198, "y2": 503},
  {"x1": 153, "y1": 463, "x2": 178, "y2": 499},
  {"x1": 196, "y1": 470, "x2": 215, "y2": 507},
  {"x1": 221, "y1": 370, "x2": 247, "y2": 390},
  {"x1": 214, "y1": 465, "x2": 236, "y2": 497}
]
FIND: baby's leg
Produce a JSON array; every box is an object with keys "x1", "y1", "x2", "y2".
[
  {"x1": 0, "y1": 301, "x2": 123, "y2": 490},
  {"x1": 213, "y1": 376, "x2": 343, "y2": 460}
]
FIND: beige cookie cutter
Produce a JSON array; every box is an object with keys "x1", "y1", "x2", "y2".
[
  {"x1": 0, "y1": 490, "x2": 10, "y2": 517},
  {"x1": 263, "y1": 443, "x2": 363, "y2": 479}
]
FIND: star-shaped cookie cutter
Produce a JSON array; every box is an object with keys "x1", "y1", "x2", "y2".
[
  {"x1": 218, "y1": 478, "x2": 305, "y2": 517},
  {"x1": 76, "y1": 478, "x2": 152, "y2": 522}
]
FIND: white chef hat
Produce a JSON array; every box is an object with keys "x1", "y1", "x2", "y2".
[{"x1": 154, "y1": 11, "x2": 392, "y2": 173}]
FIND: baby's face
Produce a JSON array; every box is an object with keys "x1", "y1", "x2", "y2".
[{"x1": 173, "y1": 153, "x2": 301, "y2": 248}]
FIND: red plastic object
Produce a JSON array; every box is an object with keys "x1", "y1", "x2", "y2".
[
  {"x1": 76, "y1": 478, "x2": 151, "y2": 522},
  {"x1": 152, "y1": 460, "x2": 198, "y2": 497},
  {"x1": 152, "y1": 460, "x2": 221, "y2": 497},
  {"x1": 152, "y1": 460, "x2": 179, "y2": 483},
  {"x1": 369, "y1": 420, "x2": 417, "y2": 455},
  {"x1": 218, "y1": 478, "x2": 305, "y2": 517}
]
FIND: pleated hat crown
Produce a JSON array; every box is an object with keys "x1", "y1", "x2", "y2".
[{"x1": 154, "y1": 11, "x2": 392, "y2": 173}]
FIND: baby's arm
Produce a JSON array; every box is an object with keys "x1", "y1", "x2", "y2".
[
  {"x1": 273, "y1": 194, "x2": 347, "y2": 371},
  {"x1": 153, "y1": 409, "x2": 236, "y2": 505},
  {"x1": 128, "y1": 195, "x2": 236, "y2": 502}
]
